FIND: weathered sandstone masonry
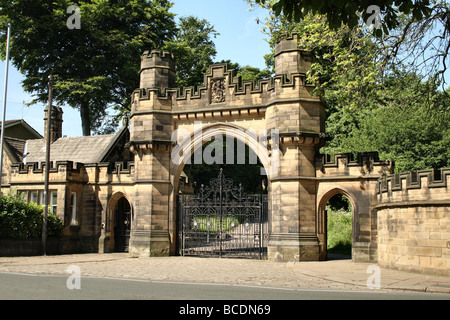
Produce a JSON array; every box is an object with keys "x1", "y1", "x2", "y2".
[
  {"x1": 8, "y1": 160, "x2": 135, "y2": 253},
  {"x1": 2, "y1": 33, "x2": 449, "y2": 276},
  {"x1": 129, "y1": 34, "x2": 327, "y2": 260},
  {"x1": 376, "y1": 169, "x2": 450, "y2": 276}
]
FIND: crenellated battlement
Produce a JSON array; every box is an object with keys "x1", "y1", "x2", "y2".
[
  {"x1": 141, "y1": 49, "x2": 175, "y2": 61},
  {"x1": 9, "y1": 161, "x2": 135, "y2": 185},
  {"x1": 316, "y1": 152, "x2": 393, "y2": 177},
  {"x1": 12, "y1": 161, "x2": 84, "y2": 174},
  {"x1": 132, "y1": 62, "x2": 316, "y2": 114},
  {"x1": 131, "y1": 33, "x2": 320, "y2": 121},
  {"x1": 376, "y1": 167, "x2": 450, "y2": 196}
]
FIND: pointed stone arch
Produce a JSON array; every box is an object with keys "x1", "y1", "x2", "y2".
[
  {"x1": 317, "y1": 187, "x2": 358, "y2": 260},
  {"x1": 105, "y1": 192, "x2": 133, "y2": 253},
  {"x1": 168, "y1": 122, "x2": 273, "y2": 255}
]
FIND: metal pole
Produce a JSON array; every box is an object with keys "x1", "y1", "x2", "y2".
[
  {"x1": 219, "y1": 168, "x2": 223, "y2": 258},
  {"x1": 0, "y1": 22, "x2": 11, "y2": 189},
  {"x1": 42, "y1": 75, "x2": 53, "y2": 256}
]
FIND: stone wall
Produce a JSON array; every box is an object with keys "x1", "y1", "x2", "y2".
[
  {"x1": 376, "y1": 169, "x2": 450, "y2": 276},
  {"x1": 5, "y1": 160, "x2": 137, "y2": 255}
]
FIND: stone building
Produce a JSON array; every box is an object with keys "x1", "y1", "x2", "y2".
[{"x1": 1, "y1": 34, "x2": 448, "y2": 276}]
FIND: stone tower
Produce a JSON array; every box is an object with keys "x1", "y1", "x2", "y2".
[
  {"x1": 265, "y1": 34, "x2": 325, "y2": 261},
  {"x1": 139, "y1": 50, "x2": 176, "y2": 89},
  {"x1": 128, "y1": 50, "x2": 176, "y2": 256},
  {"x1": 274, "y1": 33, "x2": 313, "y2": 76}
]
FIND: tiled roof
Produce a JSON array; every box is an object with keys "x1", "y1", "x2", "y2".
[
  {"x1": 24, "y1": 134, "x2": 118, "y2": 164},
  {"x1": 4, "y1": 137, "x2": 26, "y2": 162}
]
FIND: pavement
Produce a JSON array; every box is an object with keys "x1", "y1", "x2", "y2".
[{"x1": 0, "y1": 253, "x2": 449, "y2": 295}]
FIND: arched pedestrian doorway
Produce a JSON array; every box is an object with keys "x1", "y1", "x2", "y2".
[
  {"x1": 318, "y1": 188, "x2": 356, "y2": 261},
  {"x1": 114, "y1": 197, "x2": 132, "y2": 252},
  {"x1": 325, "y1": 194, "x2": 352, "y2": 259}
]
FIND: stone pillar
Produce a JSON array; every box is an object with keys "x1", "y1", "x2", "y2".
[
  {"x1": 267, "y1": 34, "x2": 325, "y2": 262},
  {"x1": 129, "y1": 50, "x2": 175, "y2": 256}
]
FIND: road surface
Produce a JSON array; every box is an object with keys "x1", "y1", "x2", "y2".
[{"x1": 1, "y1": 271, "x2": 448, "y2": 301}]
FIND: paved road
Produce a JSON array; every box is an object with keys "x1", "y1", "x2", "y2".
[{"x1": 1, "y1": 272, "x2": 448, "y2": 300}]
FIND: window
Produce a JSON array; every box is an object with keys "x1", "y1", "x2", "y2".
[
  {"x1": 18, "y1": 190, "x2": 58, "y2": 213},
  {"x1": 30, "y1": 191, "x2": 38, "y2": 204},
  {"x1": 50, "y1": 191, "x2": 57, "y2": 214},
  {"x1": 18, "y1": 191, "x2": 28, "y2": 202},
  {"x1": 70, "y1": 192, "x2": 77, "y2": 226}
]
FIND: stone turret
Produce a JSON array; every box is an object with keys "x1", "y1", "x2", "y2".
[
  {"x1": 274, "y1": 33, "x2": 313, "y2": 76},
  {"x1": 139, "y1": 50, "x2": 176, "y2": 89}
]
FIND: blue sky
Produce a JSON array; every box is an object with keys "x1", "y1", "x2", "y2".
[{"x1": 0, "y1": 0, "x2": 271, "y2": 137}]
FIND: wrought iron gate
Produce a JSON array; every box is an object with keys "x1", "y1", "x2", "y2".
[{"x1": 178, "y1": 169, "x2": 268, "y2": 259}]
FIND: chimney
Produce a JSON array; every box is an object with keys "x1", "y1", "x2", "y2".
[{"x1": 44, "y1": 105, "x2": 63, "y2": 143}]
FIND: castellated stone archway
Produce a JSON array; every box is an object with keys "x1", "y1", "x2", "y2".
[{"x1": 127, "y1": 34, "x2": 389, "y2": 262}]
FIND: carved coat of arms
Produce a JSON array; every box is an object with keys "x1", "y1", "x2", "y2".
[{"x1": 211, "y1": 78, "x2": 225, "y2": 103}]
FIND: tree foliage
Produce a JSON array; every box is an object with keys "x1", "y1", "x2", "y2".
[
  {"x1": 252, "y1": 0, "x2": 450, "y2": 89},
  {"x1": 0, "y1": 0, "x2": 177, "y2": 136},
  {"x1": 253, "y1": 0, "x2": 433, "y2": 35},
  {"x1": 341, "y1": 72, "x2": 450, "y2": 173},
  {"x1": 163, "y1": 16, "x2": 219, "y2": 89},
  {"x1": 0, "y1": 193, "x2": 64, "y2": 239},
  {"x1": 249, "y1": 1, "x2": 450, "y2": 173}
]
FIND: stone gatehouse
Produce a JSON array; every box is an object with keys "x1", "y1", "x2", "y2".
[{"x1": 1, "y1": 34, "x2": 448, "y2": 276}]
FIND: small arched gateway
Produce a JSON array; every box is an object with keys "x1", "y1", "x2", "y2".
[
  {"x1": 104, "y1": 192, "x2": 133, "y2": 253},
  {"x1": 317, "y1": 187, "x2": 356, "y2": 260},
  {"x1": 316, "y1": 153, "x2": 390, "y2": 262}
]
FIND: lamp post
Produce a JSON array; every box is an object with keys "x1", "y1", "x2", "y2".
[{"x1": 0, "y1": 21, "x2": 11, "y2": 188}]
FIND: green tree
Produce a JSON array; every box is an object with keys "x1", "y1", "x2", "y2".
[
  {"x1": 341, "y1": 72, "x2": 450, "y2": 173},
  {"x1": 249, "y1": 3, "x2": 450, "y2": 173},
  {"x1": 252, "y1": 0, "x2": 433, "y2": 35},
  {"x1": 0, "y1": 193, "x2": 64, "y2": 239},
  {"x1": 163, "y1": 16, "x2": 219, "y2": 89},
  {"x1": 0, "y1": 0, "x2": 176, "y2": 136},
  {"x1": 251, "y1": 0, "x2": 450, "y2": 90}
]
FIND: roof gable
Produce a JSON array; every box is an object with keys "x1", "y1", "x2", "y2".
[{"x1": 0, "y1": 119, "x2": 43, "y2": 140}]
